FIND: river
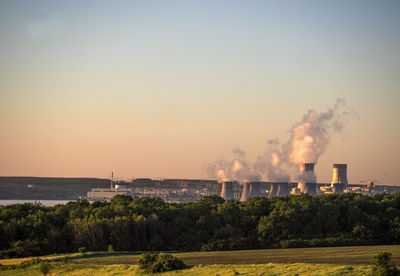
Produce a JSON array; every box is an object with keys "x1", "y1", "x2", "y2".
[{"x1": 0, "y1": 199, "x2": 76, "y2": 206}]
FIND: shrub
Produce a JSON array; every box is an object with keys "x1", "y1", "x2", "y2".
[
  {"x1": 108, "y1": 244, "x2": 115, "y2": 252},
  {"x1": 138, "y1": 252, "x2": 187, "y2": 273},
  {"x1": 39, "y1": 261, "x2": 51, "y2": 275},
  {"x1": 151, "y1": 254, "x2": 187, "y2": 273},
  {"x1": 138, "y1": 252, "x2": 158, "y2": 270},
  {"x1": 371, "y1": 251, "x2": 400, "y2": 276},
  {"x1": 18, "y1": 258, "x2": 45, "y2": 268},
  {"x1": 78, "y1": 247, "x2": 87, "y2": 253}
]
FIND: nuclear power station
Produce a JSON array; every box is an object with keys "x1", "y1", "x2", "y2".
[
  {"x1": 220, "y1": 162, "x2": 352, "y2": 200},
  {"x1": 216, "y1": 162, "x2": 399, "y2": 201},
  {"x1": 87, "y1": 163, "x2": 400, "y2": 202}
]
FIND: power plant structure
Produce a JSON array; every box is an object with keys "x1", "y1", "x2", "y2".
[
  {"x1": 87, "y1": 172, "x2": 132, "y2": 201},
  {"x1": 86, "y1": 163, "x2": 400, "y2": 202},
  {"x1": 247, "y1": 182, "x2": 262, "y2": 199},
  {"x1": 269, "y1": 183, "x2": 279, "y2": 198},
  {"x1": 331, "y1": 164, "x2": 348, "y2": 194},
  {"x1": 297, "y1": 163, "x2": 317, "y2": 195},
  {"x1": 220, "y1": 181, "x2": 234, "y2": 200},
  {"x1": 240, "y1": 181, "x2": 251, "y2": 201},
  {"x1": 231, "y1": 181, "x2": 263, "y2": 201},
  {"x1": 269, "y1": 182, "x2": 290, "y2": 197}
]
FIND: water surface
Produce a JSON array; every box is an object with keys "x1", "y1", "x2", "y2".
[{"x1": 0, "y1": 199, "x2": 75, "y2": 207}]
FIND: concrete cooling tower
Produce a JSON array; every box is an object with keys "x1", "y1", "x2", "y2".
[
  {"x1": 331, "y1": 164, "x2": 348, "y2": 194},
  {"x1": 269, "y1": 183, "x2": 278, "y2": 198},
  {"x1": 240, "y1": 181, "x2": 251, "y2": 202},
  {"x1": 220, "y1": 181, "x2": 234, "y2": 200},
  {"x1": 247, "y1": 182, "x2": 262, "y2": 198},
  {"x1": 298, "y1": 163, "x2": 317, "y2": 196},
  {"x1": 276, "y1": 182, "x2": 289, "y2": 197},
  {"x1": 269, "y1": 182, "x2": 289, "y2": 197}
]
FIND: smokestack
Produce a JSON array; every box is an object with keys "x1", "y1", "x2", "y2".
[
  {"x1": 220, "y1": 181, "x2": 234, "y2": 200},
  {"x1": 247, "y1": 182, "x2": 262, "y2": 199},
  {"x1": 298, "y1": 163, "x2": 317, "y2": 195},
  {"x1": 111, "y1": 172, "x2": 114, "y2": 189},
  {"x1": 240, "y1": 181, "x2": 250, "y2": 201},
  {"x1": 331, "y1": 164, "x2": 348, "y2": 194}
]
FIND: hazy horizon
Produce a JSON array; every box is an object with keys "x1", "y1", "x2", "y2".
[{"x1": 1, "y1": 1, "x2": 399, "y2": 185}]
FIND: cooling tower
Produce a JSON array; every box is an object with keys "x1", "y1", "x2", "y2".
[
  {"x1": 298, "y1": 163, "x2": 317, "y2": 195},
  {"x1": 240, "y1": 181, "x2": 251, "y2": 201},
  {"x1": 268, "y1": 183, "x2": 279, "y2": 198},
  {"x1": 303, "y1": 183, "x2": 316, "y2": 195},
  {"x1": 220, "y1": 181, "x2": 234, "y2": 200},
  {"x1": 247, "y1": 182, "x2": 262, "y2": 198},
  {"x1": 268, "y1": 182, "x2": 289, "y2": 197},
  {"x1": 301, "y1": 163, "x2": 315, "y2": 173},
  {"x1": 331, "y1": 164, "x2": 348, "y2": 194},
  {"x1": 276, "y1": 182, "x2": 290, "y2": 197}
]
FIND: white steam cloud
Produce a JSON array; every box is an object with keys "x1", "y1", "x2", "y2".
[
  {"x1": 283, "y1": 98, "x2": 354, "y2": 164},
  {"x1": 207, "y1": 98, "x2": 356, "y2": 182},
  {"x1": 254, "y1": 139, "x2": 291, "y2": 182},
  {"x1": 207, "y1": 147, "x2": 261, "y2": 183}
]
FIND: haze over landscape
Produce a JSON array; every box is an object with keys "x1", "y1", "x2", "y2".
[{"x1": 1, "y1": 0, "x2": 399, "y2": 184}]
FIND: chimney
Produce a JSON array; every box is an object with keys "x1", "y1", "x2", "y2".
[
  {"x1": 331, "y1": 164, "x2": 348, "y2": 194},
  {"x1": 298, "y1": 163, "x2": 317, "y2": 195},
  {"x1": 247, "y1": 182, "x2": 262, "y2": 199},
  {"x1": 240, "y1": 181, "x2": 250, "y2": 202},
  {"x1": 220, "y1": 181, "x2": 234, "y2": 200}
]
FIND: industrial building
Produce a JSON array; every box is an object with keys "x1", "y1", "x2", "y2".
[
  {"x1": 87, "y1": 172, "x2": 132, "y2": 201},
  {"x1": 87, "y1": 164, "x2": 400, "y2": 202}
]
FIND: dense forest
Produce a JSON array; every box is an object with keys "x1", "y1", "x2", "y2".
[{"x1": 1, "y1": 193, "x2": 400, "y2": 258}]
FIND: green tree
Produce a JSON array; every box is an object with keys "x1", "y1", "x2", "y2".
[
  {"x1": 371, "y1": 251, "x2": 400, "y2": 276},
  {"x1": 138, "y1": 252, "x2": 186, "y2": 273}
]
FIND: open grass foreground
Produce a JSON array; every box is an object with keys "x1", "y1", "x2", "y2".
[
  {"x1": 1, "y1": 245, "x2": 399, "y2": 275},
  {"x1": 0, "y1": 263, "x2": 371, "y2": 275}
]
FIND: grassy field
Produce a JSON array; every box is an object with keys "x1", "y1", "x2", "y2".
[
  {"x1": 2, "y1": 244, "x2": 395, "y2": 266},
  {"x1": 1, "y1": 245, "x2": 399, "y2": 275},
  {"x1": 0, "y1": 263, "x2": 372, "y2": 275}
]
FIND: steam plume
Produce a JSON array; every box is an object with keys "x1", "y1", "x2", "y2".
[
  {"x1": 207, "y1": 147, "x2": 261, "y2": 182},
  {"x1": 207, "y1": 98, "x2": 355, "y2": 182},
  {"x1": 283, "y1": 98, "x2": 355, "y2": 164},
  {"x1": 254, "y1": 139, "x2": 291, "y2": 182}
]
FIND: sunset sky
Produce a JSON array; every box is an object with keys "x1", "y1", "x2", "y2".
[{"x1": 1, "y1": 0, "x2": 399, "y2": 184}]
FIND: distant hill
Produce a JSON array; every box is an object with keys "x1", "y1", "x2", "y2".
[{"x1": 0, "y1": 177, "x2": 110, "y2": 199}]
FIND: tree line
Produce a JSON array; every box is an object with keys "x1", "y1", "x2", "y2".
[{"x1": 1, "y1": 193, "x2": 400, "y2": 258}]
